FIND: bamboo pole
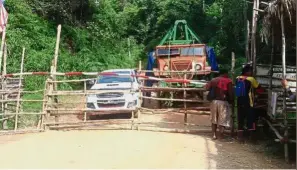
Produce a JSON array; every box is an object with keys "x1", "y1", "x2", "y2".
[
  {"x1": 280, "y1": 4, "x2": 289, "y2": 163},
  {"x1": 47, "y1": 78, "x2": 96, "y2": 83},
  {"x1": 231, "y1": 52, "x2": 235, "y2": 135},
  {"x1": 53, "y1": 25, "x2": 61, "y2": 74},
  {"x1": 1, "y1": 43, "x2": 7, "y2": 129},
  {"x1": 0, "y1": 29, "x2": 6, "y2": 124},
  {"x1": 0, "y1": 99, "x2": 46, "y2": 103},
  {"x1": 141, "y1": 95, "x2": 205, "y2": 102},
  {"x1": 14, "y1": 48, "x2": 25, "y2": 131},
  {"x1": 295, "y1": 0, "x2": 297, "y2": 149},
  {"x1": 140, "y1": 87, "x2": 205, "y2": 92},
  {"x1": 50, "y1": 25, "x2": 62, "y2": 125},
  {"x1": 268, "y1": 28, "x2": 275, "y2": 116},
  {"x1": 183, "y1": 74, "x2": 187, "y2": 124},
  {"x1": 0, "y1": 112, "x2": 44, "y2": 116},
  {"x1": 39, "y1": 82, "x2": 49, "y2": 130},
  {"x1": 246, "y1": 20, "x2": 250, "y2": 62},
  {"x1": 0, "y1": 27, "x2": 6, "y2": 73},
  {"x1": 251, "y1": 0, "x2": 259, "y2": 74},
  {"x1": 137, "y1": 60, "x2": 143, "y2": 130},
  {"x1": 83, "y1": 80, "x2": 87, "y2": 122}
]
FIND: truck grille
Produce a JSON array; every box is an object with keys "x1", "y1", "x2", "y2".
[
  {"x1": 97, "y1": 92, "x2": 124, "y2": 98},
  {"x1": 171, "y1": 60, "x2": 192, "y2": 71},
  {"x1": 170, "y1": 60, "x2": 193, "y2": 79},
  {"x1": 97, "y1": 103, "x2": 125, "y2": 108}
]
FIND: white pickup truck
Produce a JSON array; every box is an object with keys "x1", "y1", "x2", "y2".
[{"x1": 86, "y1": 69, "x2": 140, "y2": 117}]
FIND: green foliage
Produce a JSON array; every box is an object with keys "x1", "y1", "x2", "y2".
[{"x1": 4, "y1": 0, "x2": 281, "y2": 90}]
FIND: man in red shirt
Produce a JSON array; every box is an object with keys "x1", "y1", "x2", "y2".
[{"x1": 206, "y1": 68, "x2": 234, "y2": 140}]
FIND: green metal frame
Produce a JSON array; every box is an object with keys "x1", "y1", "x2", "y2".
[{"x1": 159, "y1": 20, "x2": 202, "y2": 46}]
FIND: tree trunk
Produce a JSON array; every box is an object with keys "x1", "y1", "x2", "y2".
[
  {"x1": 251, "y1": 0, "x2": 259, "y2": 75},
  {"x1": 243, "y1": 0, "x2": 249, "y2": 62},
  {"x1": 280, "y1": 4, "x2": 288, "y2": 163}
]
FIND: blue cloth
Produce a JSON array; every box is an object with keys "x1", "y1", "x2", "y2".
[
  {"x1": 145, "y1": 51, "x2": 155, "y2": 87},
  {"x1": 206, "y1": 46, "x2": 219, "y2": 71}
]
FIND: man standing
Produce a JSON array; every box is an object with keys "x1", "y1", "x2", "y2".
[
  {"x1": 235, "y1": 64, "x2": 263, "y2": 142},
  {"x1": 206, "y1": 68, "x2": 234, "y2": 140},
  {"x1": 281, "y1": 79, "x2": 296, "y2": 102}
]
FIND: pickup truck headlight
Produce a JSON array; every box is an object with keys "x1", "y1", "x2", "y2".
[
  {"x1": 87, "y1": 94, "x2": 96, "y2": 98},
  {"x1": 87, "y1": 103, "x2": 95, "y2": 109},
  {"x1": 127, "y1": 100, "x2": 137, "y2": 108}
]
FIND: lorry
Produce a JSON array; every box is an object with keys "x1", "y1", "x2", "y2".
[
  {"x1": 150, "y1": 20, "x2": 219, "y2": 81},
  {"x1": 144, "y1": 20, "x2": 219, "y2": 108}
]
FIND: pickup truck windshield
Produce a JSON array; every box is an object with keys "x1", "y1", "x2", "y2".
[{"x1": 97, "y1": 76, "x2": 132, "y2": 84}]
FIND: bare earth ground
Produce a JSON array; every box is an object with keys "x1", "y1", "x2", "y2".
[
  {"x1": 0, "y1": 130, "x2": 295, "y2": 169},
  {"x1": 1, "y1": 97, "x2": 294, "y2": 169}
]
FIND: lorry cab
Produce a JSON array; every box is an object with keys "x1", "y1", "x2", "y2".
[{"x1": 153, "y1": 44, "x2": 211, "y2": 79}]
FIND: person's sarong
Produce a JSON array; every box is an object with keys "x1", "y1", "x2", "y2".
[{"x1": 210, "y1": 100, "x2": 231, "y2": 127}]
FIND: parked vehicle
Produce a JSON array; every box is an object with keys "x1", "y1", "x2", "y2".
[
  {"x1": 151, "y1": 20, "x2": 219, "y2": 81},
  {"x1": 143, "y1": 20, "x2": 220, "y2": 108},
  {"x1": 86, "y1": 69, "x2": 140, "y2": 117}
]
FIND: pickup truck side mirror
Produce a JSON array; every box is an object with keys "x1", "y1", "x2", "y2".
[{"x1": 87, "y1": 79, "x2": 96, "y2": 85}]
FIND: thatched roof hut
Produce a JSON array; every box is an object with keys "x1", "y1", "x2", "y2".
[{"x1": 259, "y1": 0, "x2": 296, "y2": 65}]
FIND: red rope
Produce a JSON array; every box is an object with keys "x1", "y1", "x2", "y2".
[
  {"x1": 4, "y1": 74, "x2": 13, "y2": 77},
  {"x1": 99, "y1": 72, "x2": 118, "y2": 76},
  {"x1": 32, "y1": 72, "x2": 49, "y2": 75},
  {"x1": 65, "y1": 72, "x2": 83, "y2": 76}
]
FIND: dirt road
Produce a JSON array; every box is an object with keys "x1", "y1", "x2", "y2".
[{"x1": 0, "y1": 130, "x2": 294, "y2": 169}]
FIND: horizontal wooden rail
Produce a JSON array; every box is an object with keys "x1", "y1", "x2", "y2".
[
  {"x1": 44, "y1": 119, "x2": 133, "y2": 126},
  {"x1": 47, "y1": 108, "x2": 135, "y2": 112},
  {"x1": 140, "y1": 87, "x2": 205, "y2": 92},
  {"x1": 0, "y1": 112, "x2": 44, "y2": 116},
  {"x1": 137, "y1": 70, "x2": 219, "y2": 73},
  {"x1": 141, "y1": 96, "x2": 206, "y2": 102},
  {"x1": 0, "y1": 99, "x2": 46, "y2": 103}
]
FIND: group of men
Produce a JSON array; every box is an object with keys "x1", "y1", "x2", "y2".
[{"x1": 206, "y1": 64, "x2": 296, "y2": 142}]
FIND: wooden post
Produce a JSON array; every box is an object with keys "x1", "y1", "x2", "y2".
[
  {"x1": 269, "y1": 28, "x2": 274, "y2": 90},
  {"x1": 280, "y1": 4, "x2": 288, "y2": 163},
  {"x1": 137, "y1": 60, "x2": 142, "y2": 131},
  {"x1": 83, "y1": 80, "x2": 87, "y2": 122},
  {"x1": 268, "y1": 28, "x2": 275, "y2": 116},
  {"x1": 50, "y1": 25, "x2": 62, "y2": 125},
  {"x1": 251, "y1": 0, "x2": 259, "y2": 75},
  {"x1": 231, "y1": 52, "x2": 235, "y2": 135},
  {"x1": 246, "y1": 20, "x2": 250, "y2": 62},
  {"x1": 183, "y1": 74, "x2": 187, "y2": 124},
  {"x1": 1, "y1": 43, "x2": 7, "y2": 129},
  {"x1": 39, "y1": 80, "x2": 49, "y2": 130},
  {"x1": 130, "y1": 73, "x2": 134, "y2": 130},
  {"x1": 53, "y1": 25, "x2": 62, "y2": 73},
  {"x1": 0, "y1": 27, "x2": 6, "y2": 73},
  {"x1": 14, "y1": 48, "x2": 25, "y2": 131}
]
